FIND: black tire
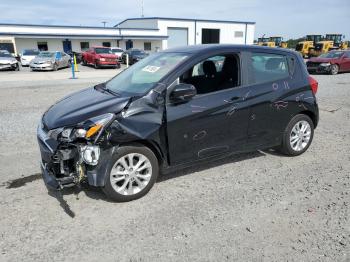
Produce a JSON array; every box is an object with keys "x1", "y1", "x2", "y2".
[
  {"x1": 94, "y1": 61, "x2": 100, "y2": 69},
  {"x1": 102, "y1": 144, "x2": 159, "y2": 202},
  {"x1": 82, "y1": 58, "x2": 87, "y2": 66},
  {"x1": 53, "y1": 63, "x2": 58, "y2": 71},
  {"x1": 330, "y1": 64, "x2": 339, "y2": 75},
  {"x1": 279, "y1": 114, "x2": 314, "y2": 156}
]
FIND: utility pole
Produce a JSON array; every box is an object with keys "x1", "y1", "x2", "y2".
[
  {"x1": 141, "y1": 0, "x2": 144, "y2": 17},
  {"x1": 102, "y1": 21, "x2": 107, "y2": 27}
]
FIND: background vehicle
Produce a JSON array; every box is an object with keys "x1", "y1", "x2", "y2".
[
  {"x1": 265, "y1": 36, "x2": 288, "y2": 48},
  {"x1": 306, "y1": 50, "x2": 350, "y2": 75},
  {"x1": 30, "y1": 51, "x2": 71, "y2": 71},
  {"x1": 121, "y1": 49, "x2": 148, "y2": 65},
  {"x1": 67, "y1": 51, "x2": 82, "y2": 64},
  {"x1": 110, "y1": 47, "x2": 124, "y2": 61},
  {"x1": 0, "y1": 50, "x2": 19, "y2": 71},
  {"x1": 326, "y1": 34, "x2": 348, "y2": 50},
  {"x1": 20, "y1": 49, "x2": 39, "y2": 66},
  {"x1": 81, "y1": 46, "x2": 120, "y2": 69},
  {"x1": 296, "y1": 35, "x2": 322, "y2": 58},
  {"x1": 37, "y1": 45, "x2": 319, "y2": 202},
  {"x1": 256, "y1": 37, "x2": 269, "y2": 46}
]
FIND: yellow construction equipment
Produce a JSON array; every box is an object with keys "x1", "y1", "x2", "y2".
[
  {"x1": 256, "y1": 37, "x2": 269, "y2": 46},
  {"x1": 310, "y1": 40, "x2": 334, "y2": 57},
  {"x1": 325, "y1": 34, "x2": 348, "y2": 50},
  {"x1": 296, "y1": 35, "x2": 322, "y2": 58},
  {"x1": 262, "y1": 36, "x2": 288, "y2": 48},
  {"x1": 309, "y1": 34, "x2": 348, "y2": 57}
]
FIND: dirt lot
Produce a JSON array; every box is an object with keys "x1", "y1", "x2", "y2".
[{"x1": 0, "y1": 66, "x2": 349, "y2": 262}]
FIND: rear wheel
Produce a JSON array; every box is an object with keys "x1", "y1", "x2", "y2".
[
  {"x1": 330, "y1": 64, "x2": 339, "y2": 75},
  {"x1": 103, "y1": 145, "x2": 159, "y2": 202},
  {"x1": 53, "y1": 63, "x2": 58, "y2": 71},
  {"x1": 279, "y1": 114, "x2": 314, "y2": 156},
  {"x1": 82, "y1": 58, "x2": 87, "y2": 66}
]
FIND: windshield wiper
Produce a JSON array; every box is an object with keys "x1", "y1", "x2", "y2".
[{"x1": 94, "y1": 83, "x2": 120, "y2": 97}]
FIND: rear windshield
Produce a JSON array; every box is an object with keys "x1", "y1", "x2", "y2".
[
  {"x1": 23, "y1": 50, "x2": 39, "y2": 56},
  {"x1": 95, "y1": 48, "x2": 112, "y2": 54}
]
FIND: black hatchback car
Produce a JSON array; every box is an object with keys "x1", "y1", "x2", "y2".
[{"x1": 38, "y1": 45, "x2": 319, "y2": 202}]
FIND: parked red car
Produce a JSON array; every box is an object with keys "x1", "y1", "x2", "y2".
[
  {"x1": 82, "y1": 46, "x2": 120, "y2": 69},
  {"x1": 306, "y1": 50, "x2": 350, "y2": 75}
]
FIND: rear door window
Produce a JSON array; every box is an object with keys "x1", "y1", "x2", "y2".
[{"x1": 250, "y1": 52, "x2": 289, "y2": 84}]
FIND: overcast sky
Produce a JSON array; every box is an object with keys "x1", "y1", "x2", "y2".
[{"x1": 1, "y1": 0, "x2": 349, "y2": 40}]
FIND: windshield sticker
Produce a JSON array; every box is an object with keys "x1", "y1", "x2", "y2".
[{"x1": 142, "y1": 65, "x2": 161, "y2": 73}]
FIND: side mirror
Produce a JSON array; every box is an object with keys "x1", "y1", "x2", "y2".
[{"x1": 170, "y1": 83, "x2": 197, "y2": 103}]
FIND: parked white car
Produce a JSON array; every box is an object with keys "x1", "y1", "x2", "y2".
[
  {"x1": 111, "y1": 47, "x2": 124, "y2": 61},
  {"x1": 20, "y1": 49, "x2": 39, "y2": 66}
]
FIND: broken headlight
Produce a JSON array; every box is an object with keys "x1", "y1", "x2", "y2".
[{"x1": 60, "y1": 113, "x2": 114, "y2": 141}]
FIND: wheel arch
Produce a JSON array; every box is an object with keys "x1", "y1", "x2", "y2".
[
  {"x1": 118, "y1": 140, "x2": 166, "y2": 167},
  {"x1": 299, "y1": 110, "x2": 318, "y2": 128}
]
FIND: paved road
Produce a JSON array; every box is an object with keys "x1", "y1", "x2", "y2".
[{"x1": 0, "y1": 68, "x2": 349, "y2": 262}]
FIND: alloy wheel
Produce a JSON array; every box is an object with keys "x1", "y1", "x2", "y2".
[
  {"x1": 289, "y1": 120, "x2": 311, "y2": 152},
  {"x1": 110, "y1": 153, "x2": 152, "y2": 195}
]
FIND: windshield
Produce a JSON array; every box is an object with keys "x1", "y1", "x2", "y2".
[
  {"x1": 23, "y1": 50, "x2": 39, "y2": 56},
  {"x1": 0, "y1": 52, "x2": 12, "y2": 57},
  {"x1": 319, "y1": 51, "x2": 344, "y2": 58},
  {"x1": 105, "y1": 52, "x2": 188, "y2": 96},
  {"x1": 112, "y1": 48, "x2": 123, "y2": 52},
  {"x1": 131, "y1": 50, "x2": 145, "y2": 55},
  {"x1": 38, "y1": 52, "x2": 55, "y2": 58},
  {"x1": 95, "y1": 48, "x2": 112, "y2": 54}
]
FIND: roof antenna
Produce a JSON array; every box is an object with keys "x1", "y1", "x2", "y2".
[{"x1": 141, "y1": 0, "x2": 144, "y2": 17}]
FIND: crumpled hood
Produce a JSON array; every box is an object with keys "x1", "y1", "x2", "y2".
[{"x1": 43, "y1": 87, "x2": 130, "y2": 129}]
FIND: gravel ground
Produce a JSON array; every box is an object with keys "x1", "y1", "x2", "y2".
[{"x1": 0, "y1": 68, "x2": 349, "y2": 262}]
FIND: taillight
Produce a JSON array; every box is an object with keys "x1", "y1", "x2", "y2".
[{"x1": 308, "y1": 76, "x2": 318, "y2": 94}]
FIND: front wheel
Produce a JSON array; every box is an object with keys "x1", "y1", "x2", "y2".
[
  {"x1": 330, "y1": 64, "x2": 339, "y2": 75},
  {"x1": 94, "y1": 61, "x2": 100, "y2": 69},
  {"x1": 279, "y1": 114, "x2": 314, "y2": 156},
  {"x1": 103, "y1": 145, "x2": 159, "y2": 202}
]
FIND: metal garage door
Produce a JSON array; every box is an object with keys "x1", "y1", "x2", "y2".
[{"x1": 167, "y1": 27, "x2": 188, "y2": 49}]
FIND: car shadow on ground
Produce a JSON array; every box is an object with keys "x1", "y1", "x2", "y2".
[{"x1": 47, "y1": 150, "x2": 267, "y2": 218}]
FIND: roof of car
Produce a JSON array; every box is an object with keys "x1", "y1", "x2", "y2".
[
  {"x1": 162, "y1": 44, "x2": 297, "y2": 55},
  {"x1": 92, "y1": 46, "x2": 110, "y2": 48}
]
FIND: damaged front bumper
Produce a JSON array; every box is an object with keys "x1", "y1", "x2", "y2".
[{"x1": 37, "y1": 124, "x2": 114, "y2": 190}]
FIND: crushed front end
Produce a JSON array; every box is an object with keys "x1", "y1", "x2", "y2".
[{"x1": 37, "y1": 113, "x2": 114, "y2": 190}]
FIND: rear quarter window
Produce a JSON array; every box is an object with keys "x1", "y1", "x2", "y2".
[{"x1": 250, "y1": 52, "x2": 289, "y2": 84}]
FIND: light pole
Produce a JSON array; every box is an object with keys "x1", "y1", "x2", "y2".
[{"x1": 102, "y1": 21, "x2": 107, "y2": 27}]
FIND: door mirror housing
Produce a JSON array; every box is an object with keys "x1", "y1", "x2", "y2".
[{"x1": 170, "y1": 83, "x2": 197, "y2": 103}]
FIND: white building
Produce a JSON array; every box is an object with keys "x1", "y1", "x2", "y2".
[{"x1": 0, "y1": 17, "x2": 255, "y2": 55}]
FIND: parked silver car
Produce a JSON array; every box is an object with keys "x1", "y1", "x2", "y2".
[
  {"x1": 30, "y1": 51, "x2": 71, "y2": 71},
  {"x1": 0, "y1": 50, "x2": 20, "y2": 71}
]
